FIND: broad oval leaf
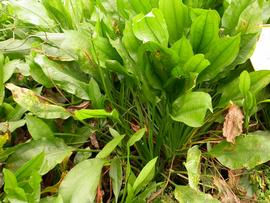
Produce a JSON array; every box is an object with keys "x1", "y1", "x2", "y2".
[
  {"x1": 175, "y1": 186, "x2": 220, "y2": 203},
  {"x1": 0, "y1": 38, "x2": 32, "y2": 57},
  {"x1": 159, "y1": 0, "x2": 189, "y2": 43},
  {"x1": 5, "y1": 83, "x2": 70, "y2": 119},
  {"x1": 3, "y1": 168, "x2": 28, "y2": 203},
  {"x1": 59, "y1": 158, "x2": 105, "y2": 203},
  {"x1": 26, "y1": 115, "x2": 54, "y2": 140},
  {"x1": 6, "y1": 138, "x2": 73, "y2": 175},
  {"x1": 184, "y1": 145, "x2": 201, "y2": 190},
  {"x1": 218, "y1": 70, "x2": 270, "y2": 107},
  {"x1": 239, "y1": 70, "x2": 250, "y2": 95},
  {"x1": 222, "y1": 0, "x2": 258, "y2": 35},
  {"x1": 133, "y1": 157, "x2": 158, "y2": 194},
  {"x1": 3, "y1": 60, "x2": 30, "y2": 82},
  {"x1": 183, "y1": 54, "x2": 210, "y2": 74},
  {"x1": 209, "y1": 131, "x2": 270, "y2": 169},
  {"x1": 172, "y1": 36, "x2": 194, "y2": 65},
  {"x1": 0, "y1": 120, "x2": 26, "y2": 133},
  {"x1": 190, "y1": 10, "x2": 220, "y2": 53},
  {"x1": 88, "y1": 78, "x2": 104, "y2": 109},
  {"x1": 198, "y1": 35, "x2": 241, "y2": 82},
  {"x1": 34, "y1": 55, "x2": 90, "y2": 100},
  {"x1": 132, "y1": 8, "x2": 169, "y2": 46},
  {"x1": 171, "y1": 92, "x2": 213, "y2": 127},
  {"x1": 15, "y1": 152, "x2": 44, "y2": 181},
  {"x1": 8, "y1": 0, "x2": 55, "y2": 27}
]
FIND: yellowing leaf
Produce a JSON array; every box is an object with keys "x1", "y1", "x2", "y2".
[{"x1": 5, "y1": 83, "x2": 70, "y2": 119}]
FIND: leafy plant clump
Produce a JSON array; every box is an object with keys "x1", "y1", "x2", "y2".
[{"x1": 1, "y1": 0, "x2": 270, "y2": 202}]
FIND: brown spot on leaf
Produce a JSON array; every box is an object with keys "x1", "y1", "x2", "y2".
[{"x1": 223, "y1": 104, "x2": 244, "y2": 143}]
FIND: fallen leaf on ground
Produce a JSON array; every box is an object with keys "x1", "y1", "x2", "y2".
[{"x1": 213, "y1": 177, "x2": 240, "y2": 203}]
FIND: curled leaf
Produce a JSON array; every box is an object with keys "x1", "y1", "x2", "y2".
[{"x1": 223, "y1": 104, "x2": 244, "y2": 143}]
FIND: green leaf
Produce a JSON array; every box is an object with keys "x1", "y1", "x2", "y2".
[
  {"x1": 3, "y1": 60, "x2": 30, "y2": 81},
  {"x1": 59, "y1": 158, "x2": 105, "y2": 203},
  {"x1": 6, "y1": 138, "x2": 73, "y2": 175},
  {"x1": 218, "y1": 70, "x2": 270, "y2": 107},
  {"x1": 132, "y1": 8, "x2": 169, "y2": 46},
  {"x1": 0, "y1": 39, "x2": 32, "y2": 56},
  {"x1": 0, "y1": 120, "x2": 26, "y2": 133},
  {"x1": 130, "y1": 0, "x2": 152, "y2": 14},
  {"x1": 133, "y1": 157, "x2": 158, "y2": 194},
  {"x1": 172, "y1": 54, "x2": 210, "y2": 77},
  {"x1": 35, "y1": 30, "x2": 92, "y2": 60},
  {"x1": 27, "y1": 170, "x2": 42, "y2": 203},
  {"x1": 34, "y1": 55, "x2": 90, "y2": 100},
  {"x1": 8, "y1": 0, "x2": 55, "y2": 27},
  {"x1": 93, "y1": 37, "x2": 122, "y2": 65},
  {"x1": 88, "y1": 78, "x2": 104, "y2": 109},
  {"x1": 239, "y1": 70, "x2": 250, "y2": 95},
  {"x1": 198, "y1": 35, "x2": 241, "y2": 82},
  {"x1": 222, "y1": 0, "x2": 257, "y2": 35},
  {"x1": 28, "y1": 59, "x2": 54, "y2": 88},
  {"x1": 175, "y1": 186, "x2": 220, "y2": 203},
  {"x1": 183, "y1": 54, "x2": 210, "y2": 74},
  {"x1": 184, "y1": 146, "x2": 201, "y2": 190},
  {"x1": 172, "y1": 36, "x2": 194, "y2": 65},
  {"x1": 74, "y1": 109, "x2": 119, "y2": 121},
  {"x1": 159, "y1": 0, "x2": 189, "y2": 43},
  {"x1": 3, "y1": 168, "x2": 18, "y2": 190},
  {"x1": 232, "y1": 32, "x2": 259, "y2": 66},
  {"x1": 42, "y1": 0, "x2": 74, "y2": 29},
  {"x1": 182, "y1": 0, "x2": 204, "y2": 8},
  {"x1": 15, "y1": 152, "x2": 44, "y2": 181},
  {"x1": 171, "y1": 92, "x2": 212, "y2": 127},
  {"x1": 190, "y1": 10, "x2": 220, "y2": 53},
  {"x1": 105, "y1": 60, "x2": 130, "y2": 76},
  {"x1": 96, "y1": 135, "x2": 124, "y2": 159},
  {"x1": 5, "y1": 83, "x2": 70, "y2": 119},
  {"x1": 64, "y1": 0, "x2": 95, "y2": 23},
  {"x1": 26, "y1": 115, "x2": 54, "y2": 140},
  {"x1": 3, "y1": 168, "x2": 28, "y2": 203},
  {"x1": 209, "y1": 131, "x2": 270, "y2": 169},
  {"x1": 234, "y1": 0, "x2": 262, "y2": 34},
  {"x1": 127, "y1": 128, "x2": 146, "y2": 147},
  {"x1": 122, "y1": 21, "x2": 141, "y2": 61},
  {"x1": 40, "y1": 195, "x2": 63, "y2": 203},
  {"x1": 0, "y1": 53, "x2": 4, "y2": 105},
  {"x1": 109, "y1": 159, "x2": 122, "y2": 202}
]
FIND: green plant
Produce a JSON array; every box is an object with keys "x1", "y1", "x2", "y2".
[{"x1": 1, "y1": 0, "x2": 270, "y2": 202}]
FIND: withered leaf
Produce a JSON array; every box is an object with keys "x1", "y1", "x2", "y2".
[
  {"x1": 213, "y1": 177, "x2": 240, "y2": 203},
  {"x1": 223, "y1": 104, "x2": 244, "y2": 143}
]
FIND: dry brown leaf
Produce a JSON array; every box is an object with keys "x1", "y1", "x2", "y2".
[
  {"x1": 228, "y1": 169, "x2": 242, "y2": 191},
  {"x1": 223, "y1": 104, "x2": 244, "y2": 143},
  {"x1": 90, "y1": 133, "x2": 99, "y2": 149},
  {"x1": 213, "y1": 177, "x2": 240, "y2": 203}
]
